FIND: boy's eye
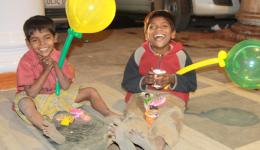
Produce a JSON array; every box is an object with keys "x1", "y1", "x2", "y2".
[
  {"x1": 45, "y1": 35, "x2": 52, "y2": 39},
  {"x1": 148, "y1": 24, "x2": 170, "y2": 30},
  {"x1": 30, "y1": 39, "x2": 39, "y2": 43},
  {"x1": 148, "y1": 25, "x2": 157, "y2": 30},
  {"x1": 161, "y1": 24, "x2": 170, "y2": 29}
]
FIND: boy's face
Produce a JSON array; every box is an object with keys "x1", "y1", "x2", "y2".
[
  {"x1": 27, "y1": 29, "x2": 57, "y2": 57},
  {"x1": 145, "y1": 17, "x2": 175, "y2": 49}
]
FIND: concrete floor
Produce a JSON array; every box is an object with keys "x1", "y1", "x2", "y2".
[{"x1": 1, "y1": 27, "x2": 260, "y2": 150}]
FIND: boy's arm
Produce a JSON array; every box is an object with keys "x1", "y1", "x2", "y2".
[
  {"x1": 53, "y1": 62, "x2": 72, "y2": 90},
  {"x1": 170, "y1": 51, "x2": 197, "y2": 92},
  {"x1": 121, "y1": 53, "x2": 144, "y2": 93},
  {"x1": 24, "y1": 64, "x2": 53, "y2": 97}
]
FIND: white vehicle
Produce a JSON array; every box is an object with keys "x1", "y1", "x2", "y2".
[
  {"x1": 44, "y1": 0, "x2": 240, "y2": 31},
  {"x1": 117, "y1": 0, "x2": 240, "y2": 31}
]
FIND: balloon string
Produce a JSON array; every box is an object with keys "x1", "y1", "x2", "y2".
[{"x1": 55, "y1": 28, "x2": 82, "y2": 96}]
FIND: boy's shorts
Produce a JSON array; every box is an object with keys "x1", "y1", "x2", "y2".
[{"x1": 14, "y1": 84, "x2": 81, "y2": 125}]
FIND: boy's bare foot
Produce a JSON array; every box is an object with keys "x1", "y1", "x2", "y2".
[
  {"x1": 105, "y1": 111, "x2": 121, "y2": 117},
  {"x1": 104, "y1": 113, "x2": 122, "y2": 125},
  {"x1": 128, "y1": 129, "x2": 155, "y2": 150},
  {"x1": 112, "y1": 121, "x2": 136, "y2": 150},
  {"x1": 103, "y1": 110, "x2": 122, "y2": 123},
  {"x1": 43, "y1": 120, "x2": 65, "y2": 144}
]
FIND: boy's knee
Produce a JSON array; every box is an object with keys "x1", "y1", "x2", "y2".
[
  {"x1": 81, "y1": 87, "x2": 99, "y2": 95},
  {"x1": 18, "y1": 97, "x2": 35, "y2": 111},
  {"x1": 152, "y1": 119, "x2": 181, "y2": 148}
]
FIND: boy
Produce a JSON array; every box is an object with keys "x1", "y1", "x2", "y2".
[
  {"x1": 111, "y1": 10, "x2": 197, "y2": 149},
  {"x1": 15, "y1": 15, "x2": 117, "y2": 144}
]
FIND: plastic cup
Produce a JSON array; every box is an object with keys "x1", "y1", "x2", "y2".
[{"x1": 153, "y1": 69, "x2": 166, "y2": 89}]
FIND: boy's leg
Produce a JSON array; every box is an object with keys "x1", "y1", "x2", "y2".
[
  {"x1": 151, "y1": 95, "x2": 185, "y2": 149},
  {"x1": 123, "y1": 94, "x2": 154, "y2": 149},
  {"x1": 18, "y1": 97, "x2": 65, "y2": 144},
  {"x1": 18, "y1": 97, "x2": 44, "y2": 128},
  {"x1": 74, "y1": 87, "x2": 118, "y2": 117},
  {"x1": 106, "y1": 94, "x2": 151, "y2": 149}
]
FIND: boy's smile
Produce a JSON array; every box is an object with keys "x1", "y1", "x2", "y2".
[
  {"x1": 27, "y1": 29, "x2": 57, "y2": 57},
  {"x1": 154, "y1": 33, "x2": 166, "y2": 41}
]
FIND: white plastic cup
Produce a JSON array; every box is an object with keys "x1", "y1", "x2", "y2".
[{"x1": 153, "y1": 69, "x2": 166, "y2": 89}]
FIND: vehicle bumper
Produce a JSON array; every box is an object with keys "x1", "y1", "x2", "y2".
[
  {"x1": 45, "y1": 8, "x2": 67, "y2": 23},
  {"x1": 192, "y1": 0, "x2": 240, "y2": 16}
]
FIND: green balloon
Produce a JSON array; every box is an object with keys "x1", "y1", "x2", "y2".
[{"x1": 225, "y1": 39, "x2": 260, "y2": 89}]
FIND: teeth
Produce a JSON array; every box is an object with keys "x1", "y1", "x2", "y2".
[
  {"x1": 154, "y1": 34, "x2": 165, "y2": 39},
  {"x1": 40, "y1": 48, "x2": 48, "y2": 52}
]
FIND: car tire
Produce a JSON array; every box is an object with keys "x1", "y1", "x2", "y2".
[{"x1": 163, "y1": 0, "x2": 191, "y2": 31}]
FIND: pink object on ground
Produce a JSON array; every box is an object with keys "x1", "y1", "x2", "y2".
[{"x1": 69, "y1": 108, "x2": 92, "y2": 122}]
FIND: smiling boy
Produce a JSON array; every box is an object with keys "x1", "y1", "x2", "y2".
[
  {"x1": 15, "y1": 15, "x2": 118, "y2": 144},
  {"x1": 119, "y1": 10, "x2": 197, "y2": 149}
]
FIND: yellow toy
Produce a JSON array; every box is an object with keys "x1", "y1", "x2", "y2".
[{"x1": 54, "y1": 113, "x2": 75, "y2": 126}]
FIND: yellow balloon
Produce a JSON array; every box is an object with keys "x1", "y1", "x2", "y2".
[{"x1": 66, "y1": 0, "x2": 116, "y2": 33}]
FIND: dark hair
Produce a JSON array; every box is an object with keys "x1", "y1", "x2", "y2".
[
  {"x1": 144, "y1": 10, "x2": 175, "y2": 33},
  {"x1": 23, "y1": 15, "x2": 56, "y2": 40}
]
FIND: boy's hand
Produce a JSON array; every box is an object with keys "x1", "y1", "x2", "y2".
[
  {"x1": 41, "y1": 56, "x2": 54, "y2": 71},
  {"x1": 143, "y1": 70, "x2": 155, "y2": 85},
  {"x1": 154, "y1": 73, "x2": 175, "y2": 88}
]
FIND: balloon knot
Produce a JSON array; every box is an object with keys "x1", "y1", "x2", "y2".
[{"x1": 218, "y1": 50, "x2": 227, "y2": 67}]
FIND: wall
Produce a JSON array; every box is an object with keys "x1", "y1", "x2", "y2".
[{"x1": 0, "y1": 0, "x2": 45, "y2": 73}]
